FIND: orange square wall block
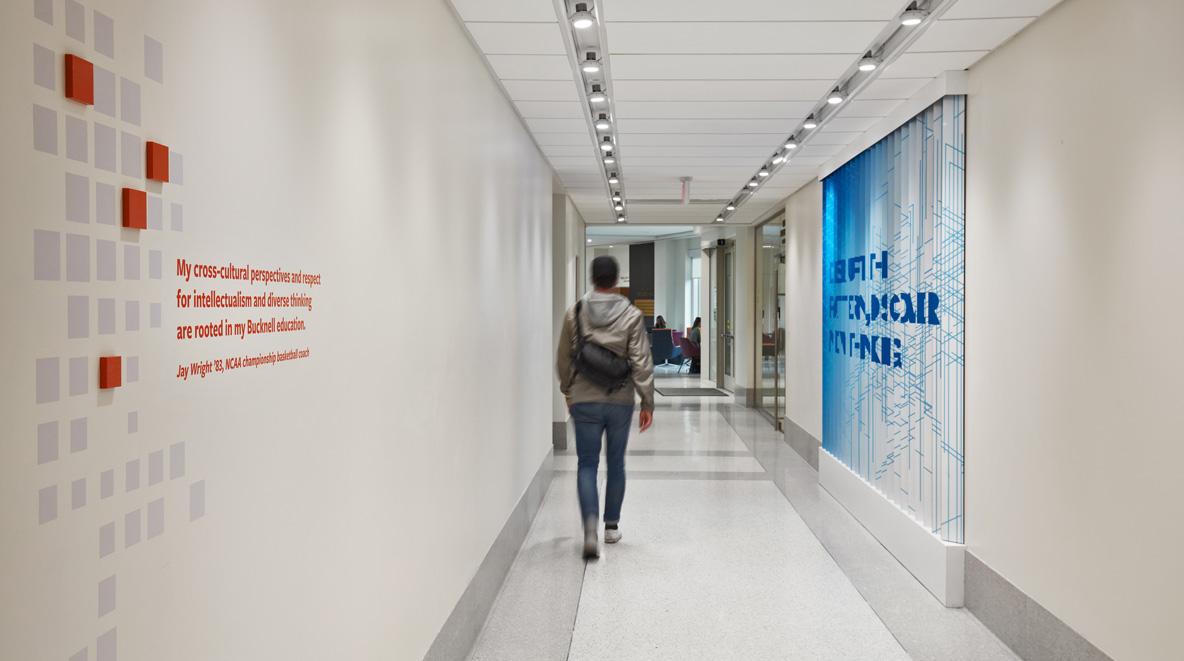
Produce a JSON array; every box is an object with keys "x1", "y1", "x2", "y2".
[
  {"x1": 64, "y1": 54, "x2": 94, "y2": 105},
  {"x1": 99, "y1": 356, "x2": 122, "y2": 389},
  {"x1": 146, "y1": 142, "x2": 170, "y2": 182},
  {"x1": 122, "y1": 188, "x2": 147, "y2": 229}
]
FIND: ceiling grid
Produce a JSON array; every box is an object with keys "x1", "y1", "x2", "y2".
[{"x1": 447, "y1": 0, "x2": 1065, "y2": 226}]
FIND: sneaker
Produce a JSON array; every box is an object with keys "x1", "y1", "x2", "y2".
[
  {"x1": 582, "y1": 517, "x2": 599, "y2": 559},
  {"x1": 604, "y1": 527, "x2": 622, "y2": 544}
]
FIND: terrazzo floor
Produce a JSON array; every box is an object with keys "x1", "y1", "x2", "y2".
[{"x1": 467, "y1": 375, "x2": 1019, "y2": 661}]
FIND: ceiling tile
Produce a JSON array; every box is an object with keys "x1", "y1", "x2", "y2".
[
  {"x1": 448, "y1": 0, "x2": 557, "y2": 22},
  {"x1": 941, "y1": 0, "x2": 1064, "y2": 20},
  {"x1": 612, "y1": 80, "x2": 832, "y2": 102},
  {"x1": 466, "y1": 22, "x2": 567, "y2": 55},
  {"x1": 803, "y1": 131, "x2": 863, "y2": 145},
  {"x1": 485, "y1": 54, "x2": 574, "y2": 80},
  {"x1": 601, "y1": 0, "x2": 901, "y2": 22},
  {"x1": 795, "y1": 144, "x2": 843, "y2": 158},
  {"x1": 857, "y1": 77, "x2": 931, "y2": 99},
  {"x1": 533, "y1": 133, "x2": 595, "y2": 146},
  {"x1": 514, "y1": 100, "x2": 587, "y2": 119},
  {"x1": 618, "y1": 134, "x2": 787, "y2": 147},
  {"x1": 545, "y1": 145, "x2": 599, "y2": 157},
  {"x1": 841, "y1": 99, "x2": 907, "y2": 117},
  {"x1": 624, "y1": 146, "x2": 780, "y2": 158},
  {"x1": 610, "y1": 54, "x2": 855, "y2": 81},
  {"x1": 627, "y1": 157, "x2": 765, "y2": 168},
  {"x1": 617, "y1": 118, "x2": 797, "y2": 134},
  {"x1": 605, "y1": 22, "x2": 884, "y2": 55},
  {"x1": 879, "y1": 51, "x2": 989, "y2": 78},
  {"x1": 613, "y1": 101, "x2": 815, "y2": 120},
  {"x1": 816, "y1": 116, "x2": 880, "y2": 133},
  {"x1": 909, "y1": 17, "x2": 1035, "y2": 53},
  {"x1": 501, "y1": 79, "x2": 582, "y2": 101}
]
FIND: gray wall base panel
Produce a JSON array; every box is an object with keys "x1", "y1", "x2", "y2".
[
  {"x1": 423, "y1": 450, "x2": 554, "y2": 661},
  {"x1": 551, "y1": 420, "x2": 568, "y2": 451},
  {"x1": 783, "y1": 415, "x2": 821, "y2": 470},
  {"x1": 735, "y1": 385, "x2": 756, "y2": 408},
  {"x1": 965, "y1": 552, "x2": 1113, "y2": 661}
]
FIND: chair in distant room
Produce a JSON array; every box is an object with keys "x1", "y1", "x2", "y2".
[
  {"x1": 678, "y1": 337, "x2": 700, "y2": 374},
  {"x1": 651, "y1": 328, "x2": 680, "y2": 367}
]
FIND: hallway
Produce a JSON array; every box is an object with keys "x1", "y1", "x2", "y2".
[{"x1": 469, "y1": 378, "x2": 1018, "y2": 661}]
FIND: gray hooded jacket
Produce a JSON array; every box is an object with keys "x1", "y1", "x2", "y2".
[{"x1": 557, "y1": 290, "x2": 655, "y2": 411}]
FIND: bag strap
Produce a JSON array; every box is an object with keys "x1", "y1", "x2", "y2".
[{"x1": 567, "y1": 301, "x2": 585, "y2": 390}]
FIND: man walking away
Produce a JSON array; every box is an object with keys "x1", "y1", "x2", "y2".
[{"x1": 557, "y1": 256, "x2": 655, "y2": 559}]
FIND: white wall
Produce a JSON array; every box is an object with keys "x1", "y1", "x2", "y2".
[
  {"x1": 965, "y1": 0, "x2": 1184, "y2": 658},
  {"x1": 552, "y1": 195, "x2": 585, "y2": 421},
  {"x1": 0, "y1": 0, "x2": 553, "y2": 659},
  {"x1": 783, "y1": 180, "x2": 823, "y2": 437}
]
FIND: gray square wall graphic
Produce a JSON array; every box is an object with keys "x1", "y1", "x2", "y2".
[
  {"x1": 97, "y1": 627, "x2": 117, "y2": 661},
  {"x1": 151, "y1": 302, "x2": 162, "y2": 328},
  {"x1": 149, "y1": 249, "x2": 162, "y2": 278},
  {"x1": 127, "y1": 356, "x2": 139, "y2": 382},
  {"x1": 94, "y1": 66, "x2": 116, "y2": 117},
  {"x1": 72, "y1": 478, "x2": 86, "y2": 510},
  {"x1": 149, "y1": 451, "x2": 164, "y2": 485},
  {"x1": 37, "y1": 421, "x2": 58, "y2": 465},
  {"x1": 36, "y1": 357, "x2": 60, "y2": 404},
  {"x1": 98, "y1": 297, "x2": 116, "y2": 334},
  {"x1": 100, "y1": 469, "x2": 114, "y2": 499},
  {"x1": 99, "y1": 521, "x2": 115, "y2": 558},
  {"x1": 170, "y1": 442, "x2": 185, "y2": 479},
  {"x1": 66, "y1": 234, "x2": 90, "y2": 282},
  {"x1": 125, "y1": 300, "x2": 140, "y2": 332},
  {"x1": 124, "y1": 510, "x2": 141, "y2": 547},
  {"x1": 33, "y1": 104, "x2": 57, "y2": 155},
  {"x1": 97, "y1": 240, "x2": 116, "y2": 281},
  {"x1": 120, "y1": 77, "x2": 141, "y2": 126},
  {"x1": 171, "y1": 202, "x2": 183, "y2": 231},
  {"x1": 66, "y1": 116, "x2": 88, "y2": 163},
  {"x1": 95, "y1": 12, "x2": 115, "y2": 58},
  {"x1": 96, "y1": 183, "x2": 118, "y2": 225},
  {"x1": 33, "y1": 44, "x2": 55, "y2": 90},
  {"x1": 145, "y1": 36, "x2": 164, "y2": 83},
  {"x1": 71, "y1": 417, "x2": 88, "y2": 453},
  {"x1": 39, "y1": 485, "x2": 57, "y2": 524},
  {"x1": 124, "y1": 245, "x2": 140, "y2": 280},
  {"x1": 69, "y1": 356, "x2": 88, "y2": 397},
  {"x1": 65, "y1": 0, "x2": 85, "y2": 42},
  {"x1": 95, "y1": 123, "x2": 117, "y2": 172},
  {"x1": 34, "y1": 0, "x2": 52, "y2": 25},
  {"x1": 120, "y1": 131, "x2": 141, "y2": 178},
  {"x1": 190, "y1": 480, "x2": 205, "y2": 520},
  {"x1": 69, "y1": 649, "x2": 86, "y2": 661},
  {"x1": 67, "y1": 295, "x2": 89, "y2": 339},
  {"x1": 148, "y1": 195, "x2": 162, "y2": 230},
  {"x1": 98, "y1": 575, "x2": 117, "y2": 617},
  {"x1": 170, "y1": 152, "x2": 184, "y2": 185},
  {"x1": 127, "y1": 411, "x2": 138, "y2": 433},
  {"x1": 65, "y1": 173, "x2": 89, "y2": 224},
  {"x1": 125, "y1": 459, "x2": 140, "y2": 492},
  {"x1": 148, "y1": 497, "x2": 165, "y2": 538},
  {"x1": 33, "y1": 230, "x2": 60, "y2": 281}
]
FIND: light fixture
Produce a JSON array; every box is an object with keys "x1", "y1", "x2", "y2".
[
  {"x1": 587, "y1": 239, "x2": 592, "y2": 243},
  {"x1": 589, "y1": 84, "x2": 606, "y2": 103},
  {"x1": 726, "y1": 202, "x2": 735, "y2": 211},
  {"x1": 615, "y1": 203, "x2": 624, "y2": 211},
  {"x1": 758, "y1": 165, "x2": 770, "y2": 177},
  {"x1": 772, "y1": 153, "x2": 785, "y2": 165},
  {"x1": 747, "y1": 178, "x2": 759, "y2": 188},
  {"x1": 600, "y1": 136, "x2": 614, "y2": 151},
  {"x1": 582, "y1": 52, "x2": 601, "y2": 73},
  {"x1": 603, "y1": 152, "x2": 615, "y2": 164},
  {"x1": 571, "y1": 3, "x2": 595, "y2": 29},
  {"x1": 612, "y1": 192, "x2": 621, "y2": 202},
  {"x1": 715, "y1": 216, "x2": 724, "y2": 223},
  {"x1": 858, "y1": 55, "x2": 880, "y2": 71},
  {"x1": 785, "y1": 136, "x2": 798, "y2": 149},
  {"x1": 595, "y1": 113, "x2": 610, "y2": 130},
  {"x1": 828, "y1": 89, "x2": 845, "y2": 104},
  {"x1": 803, "y1": 115, "x2": 818, "y2": 129},
  {"x1": 900, "y1": 8, "x2": 928, "y2": 26},
  {"x1": 617, "y1": 215, "x2": 626, "y2": 223},
  {"x1": 608, "y1": 172, "x2": 619, "y2": 184}
]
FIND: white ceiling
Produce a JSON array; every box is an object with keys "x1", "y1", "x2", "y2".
[{"x1": 447, "y1": 0, "x2": 1064, "y2": 225}]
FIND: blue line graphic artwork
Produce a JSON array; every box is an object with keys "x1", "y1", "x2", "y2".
[{"x1": 822, "y1": 95, "x2": 966, "y2": 544}]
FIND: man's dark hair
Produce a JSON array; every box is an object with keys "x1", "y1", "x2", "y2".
[{"x1": 591, "y1": 255, "x2": 619, "y2": 289}]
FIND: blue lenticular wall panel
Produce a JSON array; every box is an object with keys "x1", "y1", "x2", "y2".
[{"x1": 822, "y1": 95, "x2": 965, "y2": 543}]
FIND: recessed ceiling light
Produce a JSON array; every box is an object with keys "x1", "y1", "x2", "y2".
[
  {"x1": 612, "y1": 192, "x2": 621, "y2": 202},
  {"x1": 858, "y1": 55, "x2": 880, "y2": 71},
  {"x1": 715, "y1": 216, "x2": 724, "y2": 222},
  {"x1": 589, "y1": 84, "x2": 606, "y2": 103},
  {"x1": 582, "y1": 52, "x2": 601, "y2": 73},
  {"x1": 726, "y1": 202, "x2": 735, "y2": 211},
  {"x1": 772, "y1": 153, "x2": 785, "y2": 165},
  {"x1": 785, "y1": 136, "x2": 798, "y2": 149},
  {"x1": 608, "y1": 172, "x2": 619, "y2": 184},
  {"x1": 828, "y1": 89, "x2": 845, "y2": 104},
  {"x1": 900, "y1": 8, "x2": 927, "y2": 26},
  {"x1": 587, "y1": 239, "x2": 592, "y2": 243},
  {"x1": 747, "y1": 178, "x2": 759, "y2": 188},
  {"x1": 600, "y1": 136, "x2": 614, "y2": 151},
  {"x1": 571, "y1": 3, "x2": 595, "y2": 29},
  {"x1": 803, "y1": 115, "x2": 818, "y2": 129},
  {"x1": 615, "y1": 203, "x2": 623, "y2": 211},
  {"x1": 595, "y1": 113, "x2": 610, "y2": 130},
  {"x1": 758, "y1": 165, "x2": 770, "y2": 177},
  {"x1": 616, "y1": 216, "x2": 625, "y2": 223},
  {"x1": 603, "y1": 152, "x2": 615, "y2": 164}
]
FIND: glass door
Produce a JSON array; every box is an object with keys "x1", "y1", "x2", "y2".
[
  {"x1": 722, "y1": 244, "x2": 735, "y2": 392},
  {"x1": 757, "y1": 217, "x2": 785, "y2": 427}
]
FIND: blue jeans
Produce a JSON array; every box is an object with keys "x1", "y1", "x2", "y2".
[{"x1": 570, "y1": 402, "x2": 633, "y2": 524}]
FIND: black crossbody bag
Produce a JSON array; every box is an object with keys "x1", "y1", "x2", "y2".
[{"x1": 569, "y1": 301, "x2": 632, "y2": 394}]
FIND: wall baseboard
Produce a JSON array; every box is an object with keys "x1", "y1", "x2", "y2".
[
  {"x1": 819, "y1": 451, "x2": 965, "y2": 607},
  {"x1": 966, "y1": 552, "x2": 1113, "y2": 661},
  {"x1": 423, "y1": 450, "x2": 554, "y2": 661},
  {"x1": 551, "y1": 421, "x2": 568, "y2": 451},
  {"x1": 783, "y1": 416, "x2": 821, "y2": 470}
]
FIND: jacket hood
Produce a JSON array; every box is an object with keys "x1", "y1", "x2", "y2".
[{"x1": 582, "y1": 290, "x2": 631, "y2": 328}]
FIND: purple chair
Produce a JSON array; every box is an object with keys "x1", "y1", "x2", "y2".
[{"x1": 678, "y1": 337, "x2": 700, "y2": 374}]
